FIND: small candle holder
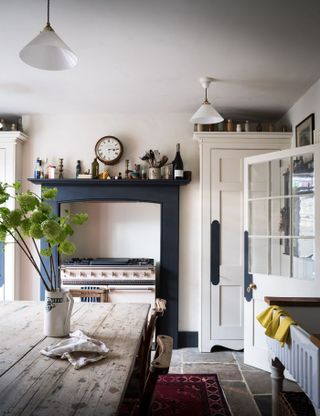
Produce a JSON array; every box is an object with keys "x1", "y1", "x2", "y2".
[
  {"x1": 58, "y1": 158, "x2": 64, "y2": 179},
  {"x1": 125, "y1": 159, "x2": 130, "y2": 179}
]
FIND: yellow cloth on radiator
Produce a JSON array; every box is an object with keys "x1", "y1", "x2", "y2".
[{"x1": 256, "y1": 305, "x2": 296, "y2": 347}]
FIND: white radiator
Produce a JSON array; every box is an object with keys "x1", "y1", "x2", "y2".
[{"x1": 267, "y1": 325, "x2": 320, "y2": 408}]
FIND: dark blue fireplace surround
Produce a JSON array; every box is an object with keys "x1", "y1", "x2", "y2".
[{"x1": 29, "y1": 178, "x2": 197, "y2": 348}]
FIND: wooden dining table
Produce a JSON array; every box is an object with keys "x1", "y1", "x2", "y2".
[{"x1": 0, "y1": 301, "x2": 150, "y2": 416}]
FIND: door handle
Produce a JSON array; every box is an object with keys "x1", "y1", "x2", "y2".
[
  {"x1": 108, "y1": 287, "x2": 155, "y2": 292},
  {"x1": 246, "y1": 283, "x2": 257, "y2": 293},
  {"x1": 211, "y1": 220, "x2": 220, "y2": 285},
  {"x1": 244, "y1": 230, "x2": 253, "y2": 302}
]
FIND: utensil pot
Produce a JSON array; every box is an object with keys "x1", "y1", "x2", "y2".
[{"x1": 148, "y1": 167, "x2": 161, "y2": 180}]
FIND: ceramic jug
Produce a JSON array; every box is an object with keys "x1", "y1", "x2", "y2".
[{"x1": 44, "y1": 289, "x2": 74, "y2": 337}]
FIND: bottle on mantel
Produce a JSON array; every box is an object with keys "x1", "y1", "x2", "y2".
[
  {"x1": 34, "y1": 159, "x2": 44, "y2": 179},
  {"x1": 34, "y1": 157, "x2": 41, "y2": 179},
  {"x1": 91, "y1": 158, "x2": 99, "y2": 179},
  {"x1": 173, "y1": 143, "x2": 184, "y2": 180}
]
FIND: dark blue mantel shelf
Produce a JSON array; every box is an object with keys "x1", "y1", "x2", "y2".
[
  {"x1": 29, "y1": 178, "x2": 190, "y2": 186},
  {"x1": 28, "y1": 176, "x2": 191, "y2": 348}
]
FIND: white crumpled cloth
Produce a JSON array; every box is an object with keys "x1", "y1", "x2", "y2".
[{"x1": 41, "y1": 329, "x2": 109, "y2": 369}]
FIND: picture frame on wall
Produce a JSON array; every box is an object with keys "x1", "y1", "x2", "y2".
[{"x1": 295, "y1": 113, "x2": 315, "y2": 147}]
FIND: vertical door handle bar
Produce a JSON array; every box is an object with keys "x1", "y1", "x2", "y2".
[{"x1": 211, "y1": 220, "x2": 220, "y2": 285}]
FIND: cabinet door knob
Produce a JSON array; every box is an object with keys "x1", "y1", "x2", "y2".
[{"x1": 246, "y1": 283, "x2": 257, "y2": 293}]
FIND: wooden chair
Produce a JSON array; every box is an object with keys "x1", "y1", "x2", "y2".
[
  {"x1": 138, "y1": 334, "x2": 173, "y2": 415},
  {"x1": 125, "y1": 298, "x2": 167, "y2": 398},
  {"x1": 68, "y1": 288, "x2": 108, "y2": 302},
  {"x1": 138, "y1": 298, "x2": 167, "y2": 392},
  {"x1": 120, "y1": 334, "x2": 173, "y2": 416}
]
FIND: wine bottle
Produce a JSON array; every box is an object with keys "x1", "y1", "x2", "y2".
[
  {"x1": 173, "y1": 143, "x2": 184, "y2": 179},
  {"x1": 91, "y1": 158, "x2": 99, "y2": 179}
]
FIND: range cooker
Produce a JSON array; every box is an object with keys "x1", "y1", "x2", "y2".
[{"x1": 60, "y1": 258, "x2": 156, "y2": 305}]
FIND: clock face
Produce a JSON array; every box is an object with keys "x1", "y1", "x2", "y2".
[{"x1": 95, "y1": 136, "x2": 123, "y2": 165}]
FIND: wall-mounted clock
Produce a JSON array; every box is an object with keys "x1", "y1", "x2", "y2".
[{"x1": 95, "y1": 136, "x2": 123, "y2": 165}]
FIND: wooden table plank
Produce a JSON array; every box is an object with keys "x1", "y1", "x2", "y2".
[
  {"x1": 0, "y1": 301, "x2": 84, "y2": 376},
  {"x1": 0, "y1": 303, "x2": 113, "y2": 387},
  {"x1": 74, "y1": 303, "x2": 149, "y2": 416},
  {"x1": 0, "y1": 302, "x2": 149, "y2": 416}
]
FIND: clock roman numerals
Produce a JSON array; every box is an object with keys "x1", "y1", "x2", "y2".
[{"x1": 95, "y1": 136, "x2": 123, "y2": 166}]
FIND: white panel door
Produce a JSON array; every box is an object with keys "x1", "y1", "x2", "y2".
[
  {"x1": 207, "y1": 148, "x2": 274, "y2": 349},
  {"x1": 244, "y1": 144, "x2": 320, "y2": 371},
  {"x1": 198, "y1": 133, "x2": 292, "y2": 353}
]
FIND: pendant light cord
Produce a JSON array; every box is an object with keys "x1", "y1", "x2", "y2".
[
  {"x1": 203, "y1": 87, "x2": 209, "y2": 104},
  {"x1": 47, "y1": 0, "x2": 50, "y2": 25}
]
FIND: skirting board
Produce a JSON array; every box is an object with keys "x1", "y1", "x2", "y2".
[{"x1": 178, "y1": 331, "x2": 198, "y2": 348}]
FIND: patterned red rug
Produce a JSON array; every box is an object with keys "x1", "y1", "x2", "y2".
[{"x1": 152, "y1": 374, "x2": 231, "y2": 416}]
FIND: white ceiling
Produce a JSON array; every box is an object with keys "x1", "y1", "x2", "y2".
[{"x1": 1, "y1": 0, "x2": 320, "y2": 121}]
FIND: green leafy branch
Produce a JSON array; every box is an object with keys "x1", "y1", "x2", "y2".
[{"x1": 0, "y1": 182, "x2": 88, "y2": 291}]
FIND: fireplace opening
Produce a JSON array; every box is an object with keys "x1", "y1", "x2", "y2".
[
  {"x1": 61, "y1": 201, "x2": 160, "y2": 261},
  {"x1": 60, "y1": 201, "x2": 160, "y2": 308}
]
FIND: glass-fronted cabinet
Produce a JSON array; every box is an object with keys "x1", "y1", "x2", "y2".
[
  {"x1": 246, "y1": 145, "x2": 317, "y2": 281},
  {"x1": 244, "y1": 143, "x2": 320, "y2": 373}
]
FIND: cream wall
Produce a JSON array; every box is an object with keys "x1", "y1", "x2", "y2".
[
  {"x1": 21, "y1": 113, "x2": 200, "y2": 332},
  {"x1": 278, "y1": 76, "x2": 320, "y2": 141}
]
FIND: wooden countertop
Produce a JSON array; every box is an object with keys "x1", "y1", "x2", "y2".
[
  {"x1": 264, "y1": 297, "x2": 320, "y2": 307},
  {"x1": 311, "y1": 334, "x2": 320, "y2": 348}
]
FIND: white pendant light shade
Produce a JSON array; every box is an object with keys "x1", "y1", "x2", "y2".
[
  {"x1": 190, "y1": 102, "x2": 223, "y2": 124},
  {"x1": 19, "y1": 1, "x2": 77, "y2": 71},
  {"x1": 20, "y1": 25, "x2": 77, "y2": 71},
  {"x1": 190, "y1": 77, "x2": 223, "y2": 125}
]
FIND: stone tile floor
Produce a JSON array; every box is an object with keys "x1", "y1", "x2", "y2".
[{"x1": 168, "y1": 348, "x2": 302, "y2": 416}]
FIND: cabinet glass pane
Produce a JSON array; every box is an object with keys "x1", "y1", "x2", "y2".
[
  {"x1": 292, "y1": 238, "x2": 315, "y2": 280},
  {"x1": 270, "y1": 238, "x2": 291, "y2": 277},
  {"x1": 249, "y1": 162, "x2": 269, "y2": 198},
  {"x1": 292, "y1": 195, "x2": 314, "y2": 237},
  {"x1": 249, "y1": 238, "x2": 268, "y2": 274},
  {"x1": 292, "y1": 153, "x2": 314, "y2": 195},
  {"x1": 292, "y1": 237, "x2": 314, "y2": 260},
  {"x1": 270, "y1": 158, "x2": 291, "y2": 197},
  {"x1": 249, "y1": 200, "x2": 268, "y2": 235},
  {"x1": 271, "y1": 198, "x2": 290, "y2": 236},
  {"x1": 247, "y1": 149, "x2": 316, "y2": 281}
]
